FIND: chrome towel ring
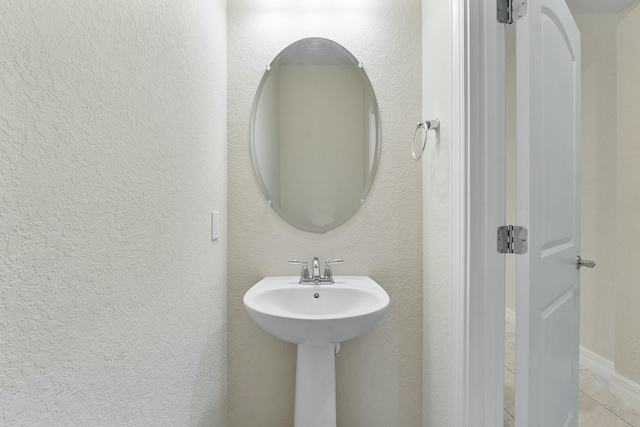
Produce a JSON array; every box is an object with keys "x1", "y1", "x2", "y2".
[{"x1": 412, "y1": 119, "x2": 440, "y2": 161}]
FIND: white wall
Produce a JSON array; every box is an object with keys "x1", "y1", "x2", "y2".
[
  {"x1": 421, "y1": 0, "x2": 451, "y2": 426},
  {"x1": 616, "y1": 0, "x2": 640, "y2": 385},
  {"x1": 0, "y1": 1, "x2": 228, "y2": 425},
  {"x1": 227, "y1": 0, "x2": 423, "y2": 425},
  {"x1": 576, "y1": 14, "x2": 618, "y2": 363}
]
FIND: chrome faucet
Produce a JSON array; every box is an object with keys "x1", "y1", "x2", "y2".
[
  {"x1": 311, "y1": 257, "x2": 321, "y2": 281},
  {"x1": 289, "y1": 258, "x2": 344, "y2": 284}
]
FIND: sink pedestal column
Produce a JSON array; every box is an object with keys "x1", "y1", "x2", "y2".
[{"x1": 294, "y1": 342, "x2": 337, "y2": 427}]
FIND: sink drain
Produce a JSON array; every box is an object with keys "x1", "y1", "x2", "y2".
[{"x1": 314, "y1": 293, "x2": 319, "y2": 299}]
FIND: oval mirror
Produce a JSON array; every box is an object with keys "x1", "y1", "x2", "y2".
[{"x1": 251, "y1": 37, "x2": 381, "y2": 233}]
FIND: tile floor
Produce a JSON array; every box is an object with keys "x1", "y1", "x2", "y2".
[{"x1": 503, "y1": 322, "x2": 640, "y2": 426}]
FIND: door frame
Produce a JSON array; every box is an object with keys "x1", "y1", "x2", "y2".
[{"x1": 450, "y1": 0, "x2": 506, "y2": 425}]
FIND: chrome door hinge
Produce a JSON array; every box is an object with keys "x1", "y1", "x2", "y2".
[
  {"x1": 497, "y1": 0, "x2": 528, "y2": 24},
  {"x1": 497, "y1": 225, "x2": 528, "y2": 254}
]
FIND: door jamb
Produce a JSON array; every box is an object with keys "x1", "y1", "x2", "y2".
[{"x1": 450, "y1": 1, "x2": 506, "y2": 425}]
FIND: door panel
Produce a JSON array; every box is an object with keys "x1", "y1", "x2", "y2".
[
  {"x1": 540, "y1": 11, "x2": 578, "y2": 252},
  {"x1": 516, "y1": 0, "x2": 581, "y2": 425}
]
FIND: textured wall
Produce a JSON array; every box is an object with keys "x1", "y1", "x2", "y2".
[
  {"x1": 616, "y1": 0, "x2": 640, "y2": 384},
  {"x1": 0, "y1": 1, "x2": 228, "y2": 425},
  {"x1": 421, "y1": 0, "x2": 450, "y2": 426},
  {"x1": 227, "y1": 0, "x2": 423, "y2": 426}
]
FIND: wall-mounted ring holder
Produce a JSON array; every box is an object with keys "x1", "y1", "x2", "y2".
[{"x1": 412, "y1": 119, "x2": 440, "y2": 161}]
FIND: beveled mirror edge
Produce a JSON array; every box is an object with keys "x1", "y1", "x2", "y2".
[{"x1": 249, "y1": 37, "x2": 381, "y2": 234}]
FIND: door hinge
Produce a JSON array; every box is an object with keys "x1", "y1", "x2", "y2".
[
  {"x1": 497, "y1": 225, "x2": 528, "y2": 254},
  {"x1": 497, "y1": 0, "x2": 528, "y2": 24}
]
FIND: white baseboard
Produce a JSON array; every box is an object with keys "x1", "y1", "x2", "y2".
[
  {"x1": 505, "y1": 307, "x2": 516, "y2": 326},
  {"x1": 579, "y1": 346, "x2": 614, "y2": 381},
  {"x1": 610, "y1": 372, "x2": 640, "y2": 409},
  {"x1": 580, "y1": 349, "x2": 640, "y2": 412}
]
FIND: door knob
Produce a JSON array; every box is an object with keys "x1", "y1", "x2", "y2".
[{"x1": 576, "y1": 256, "x2": 596, "y2": 270}]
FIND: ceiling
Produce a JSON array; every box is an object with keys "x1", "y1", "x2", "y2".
[{"x1": 566, "y1": 0, "x2": 637, "y2": 14}]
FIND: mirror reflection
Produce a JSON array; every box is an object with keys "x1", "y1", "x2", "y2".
[{"x1": 251, "y1": 38, "x2": 380, "y2": 233}]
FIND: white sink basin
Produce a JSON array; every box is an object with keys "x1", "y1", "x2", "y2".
[
  {"x1": 244, "y1": 275, "x2": 390, "y2": 426},
  {"x1": 243, "y1": 276, "x2": 390, "y2": 344}
]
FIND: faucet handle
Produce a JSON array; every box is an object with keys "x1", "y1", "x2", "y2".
[
  {"x1": 289, "y1": 260, "x2": 309, "y2": 281},
  {"x1": 323, "y1": 259, "x2": 344, "y2": 283}
]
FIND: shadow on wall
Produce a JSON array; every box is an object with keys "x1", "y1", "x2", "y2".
[{"x1": 190, "y1": 323, "x2": 227, "y2": 427}]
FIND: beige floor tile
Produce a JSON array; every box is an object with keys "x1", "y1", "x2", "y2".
[
  {"x1": 504, "y1": 408, "x2": 515, "y2": 427},
  {"x1": 504, "y1": 339, "x2": 516, "y2": 371},
  {"x1": 505, "y1": 368, "x2": 516, "y2": 418},
  {"x1": 579, "y1": 370, "x2": 640, "y2": 427},
  {"x1": 579, "y1": 391, "x2": 632, "y2": 426},
  {"x1": 579, "y1": 368, "x2": 610, "y2": 394}
]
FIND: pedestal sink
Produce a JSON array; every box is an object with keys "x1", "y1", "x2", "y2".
[{"x1": 243, "y1": 276, "x2": 390, "y2": 427}]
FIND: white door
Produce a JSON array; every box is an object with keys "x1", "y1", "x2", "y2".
[{"x1": 515, "y1": 0, "x2": 581, "y2": 425}]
